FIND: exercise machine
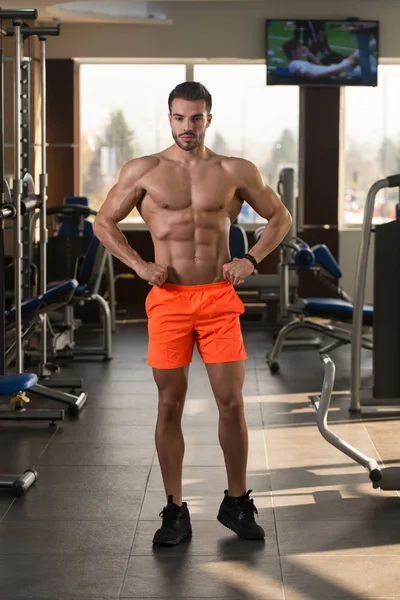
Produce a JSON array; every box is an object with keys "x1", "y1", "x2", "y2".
[
  {"x1": 265, "y1": 237, "x2": 373, "y2": 372},
  {"x1": 28, "y1": 233, "x2": 113, "y2": 360},
  {"x1": 46, "y1": 198, "x2": 116, "y2": 331},
  {"x1": 29, "y1": 203, "x2": 114, "y2": 359},
  {"x1": 2, "y1": 17, "x2": 88, "y2": 415},
  {"x1": 260, "y1": 167, "x2": 370, "y2": 370},
  {"x1": 0, "y1": 7, "x2": 39, "y2": 496},
  {"x1": 350, "y1": 174, "x2": 400, "y2": 414},
  {"x1": 310, "y1": 174, "x2": 400, "y2": 491}
]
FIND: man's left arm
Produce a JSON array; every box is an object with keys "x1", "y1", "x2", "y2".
[
  {"x1": 223, "y1": 159, "x2": 292, "y2": 285},
  {"x1": 238, "y1": 160, "x2": 292, "y2": 263}
]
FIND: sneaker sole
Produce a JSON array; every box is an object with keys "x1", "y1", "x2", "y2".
[
  {"x1": 217, "y1": 513, "x2": 265, "y2": 541},
  {"x1": 152, "y1": 528, "x2": 193, "y2": 547}
]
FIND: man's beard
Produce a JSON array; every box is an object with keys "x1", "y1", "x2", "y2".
[{"x1": 173, "y1": 132, "x2": 205, "y2": 151}]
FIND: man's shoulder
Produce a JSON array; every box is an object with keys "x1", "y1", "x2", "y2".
[
  {"x1": 220, "y1": 156, "x2": 257, "y2": 175},
  {"x1": 128, "y1": 154, "x2": 161, "y2": 168},
  {"x1": 121, "y1": 155, "x2": 161, "y2": 180}
]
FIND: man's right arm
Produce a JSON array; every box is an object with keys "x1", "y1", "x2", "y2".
[{"x1": 93, "y1": 158, "x2": 151, "y2": 273}]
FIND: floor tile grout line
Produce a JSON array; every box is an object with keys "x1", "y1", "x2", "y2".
[
  {"x1": 119, "y1": 445, "x2": 158, "y2": 595},
  {"x1": 278, "y1": 554, "x2": 287, "y2": 600},
  {"x1": 38, "y1": 423, "x2": 64, "y2": 460},
  {"x1": 0, "y1": 502, "x2": 13, "y2": 524}
]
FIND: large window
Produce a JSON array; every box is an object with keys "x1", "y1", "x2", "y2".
[
  {"x1": 79, "y1": 62, "x2": 299, "y2": 224},
  {"x1": 343, "y1": 64, "x2": 400, "y2": 226}
]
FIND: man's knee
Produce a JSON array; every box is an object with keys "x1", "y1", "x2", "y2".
[
  {"x1": 216, "y1": 392, "x2": 245, "y2": 420},
  {"x1": 158, "y1": 391, "x2": 186, "y2": 421},
  {"x1": 154, "y1": 367, "x2": 188, "y2": 421},
  {"x1": 157, "y1": 381, "x2": 188, "y2": 421}
]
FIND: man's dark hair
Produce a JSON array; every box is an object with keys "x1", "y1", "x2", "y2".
[
  {"x1": 168, "y1": 81, "x2": 212, "y2": 114},
  {"x1": 282, "y1": 39, "x2": 300, "y2": 60}
]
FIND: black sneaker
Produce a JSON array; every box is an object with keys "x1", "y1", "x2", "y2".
[
  {"x1": 217, "y1": 489, "x2": 265, "y2": 540},
  {"x1": 152, "y1": 495, "x2": 192, "y2": 546}
]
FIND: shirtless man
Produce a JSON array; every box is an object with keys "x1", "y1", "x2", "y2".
[{"x1": 93, "y1": 82, "x2": 291, "y2": 546}]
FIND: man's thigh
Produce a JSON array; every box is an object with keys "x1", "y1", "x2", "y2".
[
  {"x1": 195, "y1": 311, "x2": 247, "y2": 365},
  {"x1": 205, "y1": 361, "x2": 245, "y2": 402}
]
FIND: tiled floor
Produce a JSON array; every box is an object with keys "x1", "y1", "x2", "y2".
[{"x1": 1, "y1": 323, "x2": 400, "y2": 599}]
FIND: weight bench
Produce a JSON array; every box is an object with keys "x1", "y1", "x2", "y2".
[
  {"x1": 267, "y1": 297, "x2": 373, "y2": 373},
  {"x1": 267, "y1": 244, "x2": 373, "y2": 372},
  {"x1": 3, "y1": 279, "x2": 88, "y2": 418}
]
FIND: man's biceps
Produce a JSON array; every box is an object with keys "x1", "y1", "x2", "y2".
[
  {"x1": 244, "y1": 185, "x2": 270, "y2": 205},
  {"x1": 247, "y1": 192, "x2": 278, "y2": 217},
  {"x1": 113, "y1": 198, "x2": 137, "y2": 221}
]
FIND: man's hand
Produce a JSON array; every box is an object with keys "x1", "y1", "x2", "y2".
[
  {"x1": 136, "y1": 261, "x2": 169, "y2": 286},
  {"x1": 222, "y1": 258, "x2": 254, "y2": 286}
]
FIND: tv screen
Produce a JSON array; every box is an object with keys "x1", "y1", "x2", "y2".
[{"x1": 266, "y1": 19, "x2": 379, "y2": 86}]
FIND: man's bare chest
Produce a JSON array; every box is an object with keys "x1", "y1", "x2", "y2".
[{"x1": 141, "y1": 164, "x2": 238, "y2": 212}]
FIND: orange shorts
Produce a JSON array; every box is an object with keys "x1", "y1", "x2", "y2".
[{"x1": 145, "y1": 281, "x2": 247, "y2": 370}]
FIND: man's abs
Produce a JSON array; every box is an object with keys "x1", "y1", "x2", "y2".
[{"x1": 152, "y1": 237, "x2": 231, "y2": 285}]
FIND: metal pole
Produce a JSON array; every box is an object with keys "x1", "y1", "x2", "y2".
[
  {"x1": 20, "y1": 59, "x2": 31, "y2": 301},
  {"x1": 12, "y1": 20, "x2": 23, "y2": 374},
  {"x1": 281, "y1": 168, "x2": 296, "y2": 241},
  {"x1": 279, "y1": 168, "x2": 296, "y2": 318},
  {"x1": 315, "y1": 354, "x2": 381, "y2": 475},
  {"x1": 39, "y1": 37, "x2": 48, "y2": 372},
  {"x1": 6, "y1": 26, "x2": 60, "y2": 38},
  {"x1": 279, "y1": 247, "x2": 289, "y2": 318},
  {"x1": 0, "y1": 9, "x2": 37, "y2": 20},
  {"x1": 350, "y1": 178, "x2": 388, "y2": 411}
]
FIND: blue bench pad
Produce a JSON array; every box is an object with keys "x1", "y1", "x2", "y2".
[
  {"x1": 304, "y1": 298, "x2": 373, "y2": 326},
  {"x1": 0, "y1": 373, "x2": 38, "y2": 395}
]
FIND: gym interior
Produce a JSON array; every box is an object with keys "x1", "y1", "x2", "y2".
[{"x1": 1, "y1": 0, "x2": 400, "y2": 598}]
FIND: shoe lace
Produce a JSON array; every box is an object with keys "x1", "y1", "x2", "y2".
[
  {"x1": 239, "y1": 489, "x2": 259, "y2": 521},
  {"x1": 159, "y1": 503, "x2": 180, "y2": 527}
]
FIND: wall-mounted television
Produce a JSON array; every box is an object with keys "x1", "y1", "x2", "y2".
[{"x1": 266, "y1": 19, "x2": 379, "y2": 87}]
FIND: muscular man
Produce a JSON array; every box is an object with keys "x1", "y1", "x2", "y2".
[{"x1": 93, "y1": 82, "x2": 291, "y2": 546}]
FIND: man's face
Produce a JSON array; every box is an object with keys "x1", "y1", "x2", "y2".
[{"x1": 169, "y1": 98, "x2": 212, "y2": 151}]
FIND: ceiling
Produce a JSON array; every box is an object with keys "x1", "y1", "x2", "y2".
[
  {"x1": 1, "y1": 0, "x2": 387, "y2": 25},
  {"x1": 0, "y1": 0, "x2": 257, "y2": 25}
]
